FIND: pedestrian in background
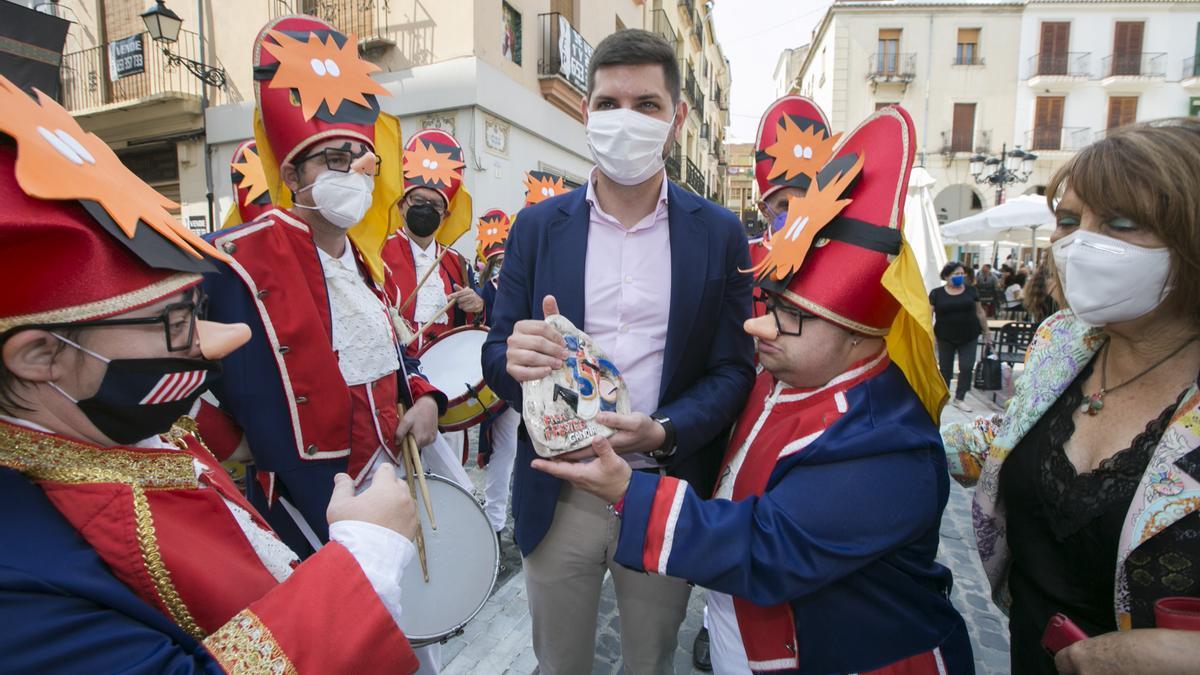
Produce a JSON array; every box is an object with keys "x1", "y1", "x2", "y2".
[
  {"x1": 1023, "y1": 259, "x2": 1062, "y2": 325},
  {"x1": 930, "y1": 262, "x2": 990, "y2": 412}
]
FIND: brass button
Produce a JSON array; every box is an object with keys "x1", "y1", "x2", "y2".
[
  {"x1": 296, "y1": 396, "x2": 308, "y2": 404},
  {"x1": 256, "y1": 289, "x2": 269, "y2": 299},
  {"x1": 278, "y1": 345, "x2": 290, "y2": 354},
  {"x1": 305, "y1": 444, "x2": 318, "y2": 455},
  {"x1": 222, "y1": 241, "x2": 237, "y2": 254}
]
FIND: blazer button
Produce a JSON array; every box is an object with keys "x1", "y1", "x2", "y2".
[
  {"x1": 296, "y1": 396, "x2": 308, "y2": 404},
  {"x1": 256, "y1": 289, "x2": 269, "y2": 299},
  {"x1": 222, "y1": 241, "x2": 237, "y2": 254},
  {"x1": 305, "y1": 444, "x2": 318, "y2": 455},
  {"x1": 278, "y1": 345, "x2": 290, "y2": 354}
]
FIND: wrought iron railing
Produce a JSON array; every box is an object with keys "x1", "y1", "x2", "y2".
[
  {"x1": 537, "y1": 12, "x2": 592, "y2": 95},
  {"x1": 299, "y1": 0, "x2": 389, "y2": 44},
  {"x1": 59, "y1": 30, "x2": 226, "y2": 112},
  {"x1": 867, "y1": 52, "x2": 916, "y2": 82},
  {"x1": 1101, "y1": 52, "x2": 1166, "y2": 78},
  {"x1": 1027, "y1": 126, "x2": 1091, "y2": 152},
  {"x1": 1026, "y1": 52, "x2": 1092, "y2": 79},
  {"x1": 685, "y1": 156, "x2": 705, "y2": 195},
  {"x1": 666, "y1": 142, "x2": 682, "y2": 183}
]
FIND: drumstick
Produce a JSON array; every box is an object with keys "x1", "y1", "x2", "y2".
[
  {"x1": 412, "y1": 298, "x2": 457, "y2": 343},
  {"x1": 396, "y1": 246, "x2": 451, "y2": 317},
  {"x1": 405, "y1": 432, "x2": 438, "y2": 530},
  {"x1": 400, "y1": 446, "x2": 430, "y2": 582}
]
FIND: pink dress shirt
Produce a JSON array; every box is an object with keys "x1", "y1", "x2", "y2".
[{"x1": 583, "y1": 168, "x2": 672, "y2": 469}]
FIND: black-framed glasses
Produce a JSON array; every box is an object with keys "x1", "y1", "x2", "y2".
[
  {"x1": 294, "y1": 147, "x2": 381, "y2": 177},
  {"x1": 759, "y1": 297, "x2": 817, "y2": 337},
  {"x1": 25, "y1": 290, "x2": 208, "y2": 352},
  {"x1": 404, "y1": 194, "x2": 447, "y2": 217}
]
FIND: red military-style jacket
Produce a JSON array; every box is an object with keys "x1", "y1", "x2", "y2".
[{"x1": 381, "y1": 230, "x2": 478, "y2": 354}]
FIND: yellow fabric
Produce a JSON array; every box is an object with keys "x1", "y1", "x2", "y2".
[
  {"x1": 881, "y1": 236, "x2": 948, "y2": 424},
  {"x1": 220, "y1": 202, "x2": 241, "y2": 230},
  {"x1": 350, "y1": 112, "x2": 403, "y2": 283},
  {"x1": 252, "y1": 108, "x2": 294, "y2": 210},
  {"x1": 435, "y1": 184, "x2": 473, "y2": 248}
]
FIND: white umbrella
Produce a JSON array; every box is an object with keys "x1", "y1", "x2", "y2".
[
  {"x1": 941, "y1": 195, "x2": 1054, "y2": 252},
  {"x1": 903, "y1": 167, "x2": 947, "y2": 291}
]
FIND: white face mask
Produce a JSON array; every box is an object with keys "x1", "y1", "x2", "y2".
[
  {"x1": 586, "y1": 108, "x2": 675, "y2": 186},
  {"x1": 295, "y1": 169, "x2": 374, "y2": 230},
  {"x1": 1052, "y1": 229, "x2": 1173, "y2": 327}
]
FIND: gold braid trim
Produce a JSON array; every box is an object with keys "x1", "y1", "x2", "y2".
[
  {"x1": 0, "y1": 422, "x2": 197, "y2": 487},
  {"x1": 132, "y1": 485, "x2": 206, "y2": 641},
  {"x1": 205, "y1": 610, "x2": 297, "y2": 675}
]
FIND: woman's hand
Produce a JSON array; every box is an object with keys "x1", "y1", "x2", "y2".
[{"x1": 1055, "y1": 628, "x2": 1200, "y2": 674}]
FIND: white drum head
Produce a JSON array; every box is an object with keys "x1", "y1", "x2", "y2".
[
  {"x1": 419, "y1": 329, "x2": 488, "y2": 401},
  {"x1": 396, "y1": 473, "x2": 499, "y2": 644}
]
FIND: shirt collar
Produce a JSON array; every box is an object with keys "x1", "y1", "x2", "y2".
[
  {"x1": 409, "y1": 236, "x2": 437, "y2": 259},
  {"x1": 584, "y1": 166, "x2": 669, "y2": 231},
  {"x1": 316, "y1": 238, "x2": 357, "y2": 270}
]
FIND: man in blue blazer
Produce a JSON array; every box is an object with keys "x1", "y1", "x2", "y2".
[{"x1": 481, "y1": 29, "x2": 755, "y2": 675}]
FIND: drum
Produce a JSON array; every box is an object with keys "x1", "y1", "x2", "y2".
[
  {"x1": 416, "y1": 326, "x2": 505, "y2": 431},
  {"x1": 396, "y1": 473, "x2": 499, "y2": 646}
]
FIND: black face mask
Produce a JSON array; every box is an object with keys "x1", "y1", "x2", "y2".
[
  {"x1": 406, "y1": 204, "x2": 442, "y2": 238},
  {"x1": 51, "y1": 336, "x2": 221, "y2": 445}
]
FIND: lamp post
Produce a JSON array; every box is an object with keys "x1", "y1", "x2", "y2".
[
  {"x1": 969, "y1": 143, "x2": 1037, "y2": 206},
  {"x1": 140, "y1": 0, "x2": 227, "y2": 88}
]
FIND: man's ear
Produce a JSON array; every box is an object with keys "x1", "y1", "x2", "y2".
[
  {"x1": 281, "y1": 162, "x2": 301, "y2": 193},
  {"x1": 672, "y1": 100, "x2": 688, "y2": 139},
  {"x1": 3, "y1": 330, "x2": 65, "y2": 383},
  {"x1": 580, "y1": 94, "x2": 591, "y2": 124}
]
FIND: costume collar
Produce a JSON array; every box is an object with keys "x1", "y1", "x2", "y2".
[{"x1": 773, "y1": 349, "x2": 889, "y2": 403}]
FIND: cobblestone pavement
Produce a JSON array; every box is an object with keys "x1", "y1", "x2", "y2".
[{"x1": 444, "y1": 384, "x2": 1011, "y2": 674}]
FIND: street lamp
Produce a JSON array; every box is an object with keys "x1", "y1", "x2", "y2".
[
  {"x1": 141, "y1": 0, "x2": 226, "y2": 88},
  {"x1": 969, "y1": 142, "x2": 1037, "y2": 205}
]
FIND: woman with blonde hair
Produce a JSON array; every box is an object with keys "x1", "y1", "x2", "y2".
[{"x1": 944, "y1": 117, "x2": 1200, "y2": 673}]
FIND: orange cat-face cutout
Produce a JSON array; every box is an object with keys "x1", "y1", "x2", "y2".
[
  {"x1": 523, "y1": 172, "x2": 570, "y2": 206},
  {"x1": 261, "y1": 29, "x2": 388, "y2": 121},
  {"x1": 0, "y1": 75, "x2": 225, "y2": 262},
  {"x1": 231, "y1": 147, "x2": 269, "y2": 207},
  {"x1": 477, "y1": 211, "x2": 511, "y2": 253},
  {"x1": 764, "y1": 115, "x2": 841, "y2": 185},
  {"x1": 404, "y1": 139, "x2": 465, "y2": 189}
]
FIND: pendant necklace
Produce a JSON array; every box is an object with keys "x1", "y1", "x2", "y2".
[{"x1": 1081, "y1": 337, "x2": 1200, "y2": 416}]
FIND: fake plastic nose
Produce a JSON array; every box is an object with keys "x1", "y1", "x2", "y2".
[
  {"x1": 743, "y1": 314, "x2": 779, "y2": 342},
  {"x1": 196, "y1": 320, "x2": 251, "y2": 360},
  {"x1": 351, "y1": 152, "x2": 378, "y2": 176}
]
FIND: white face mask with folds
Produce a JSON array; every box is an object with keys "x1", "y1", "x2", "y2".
[
  {"x1": 1052, "y1": 229, "x2": 1173, "y2": 326},
  {"x1": 585, "y1": 108, "x2": 675, "y2": 186},
  {"x1": 294, "y1": 169, "x2": 375, "y2": 230}
]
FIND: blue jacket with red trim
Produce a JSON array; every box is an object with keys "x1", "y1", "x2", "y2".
[{"x1": 614, "y1": 363, "x2": 972, "y2": 674}]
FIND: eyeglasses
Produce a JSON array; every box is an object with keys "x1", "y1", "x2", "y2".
[
  {"x1": 294, "y1": 147, "x2": 381, "y2": 177},
  {"x1": 759, "y1": 297, "x2": 818, "y2": 337},
  {"x1": 404, "y1": 195, "x2": 447, "y2": 217},
  {"x1": 26, "y1": 290, "x2": 208, "y2": 352}
]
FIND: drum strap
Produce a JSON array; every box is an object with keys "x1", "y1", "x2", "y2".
[{"x1": 279, "y1": 495, "x2": 325, "y2": 553}]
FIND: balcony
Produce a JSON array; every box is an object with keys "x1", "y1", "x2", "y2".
[
  {"x1": 684, "y1": 68, "x2": 703, "y2": 110},
  {"x1": 537, "y1": 13, "x2": 594, "y2": 122},
  {"x1": 1025, "y1": 52, "x2": 1093, "y2": 87},
  {"x1": 684, "y1": 156, "x2": 706, "y2": 195},
  {"x1": 940, "y1": 129, "x2": 992, "y2": 157},
  {"x1": 1027, "y1": 126, "x2": 1092, "y2": 153},
  {"x1": 691, "y1": 20, "x2": 704, "y2": 48},
  {"x1": 678, "y1": 0, "x2": 695, "y2": 24},
  {"x1": 666, "y1": 142, "x2": 682, "y2": 183},
  {"x1": 1100, "y1": 52, "x2": 1166, "y2": 87},
  {"x1": 1184, "y1": 57, "x2": 1200, "y2": 89},
  {"x1": 298, "y1": 0, "x2": 391, "y2": 49},
  {"x1": 867, "y1": 52, "x2": 916, "y2": 92},
  {"x1": 952, "y1": 55, "x2": 985, "y2": 67}
]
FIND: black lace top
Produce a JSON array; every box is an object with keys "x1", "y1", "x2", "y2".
[{"x1": 999, "y1": 357, "x2": 1197, "y2": 674}]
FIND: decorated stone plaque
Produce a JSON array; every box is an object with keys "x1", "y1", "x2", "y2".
[{"x1": 522, "y1": 314, "x2": 630, "y2": 458}]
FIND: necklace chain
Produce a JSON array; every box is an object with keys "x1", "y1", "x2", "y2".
[{"x1": 1081, "y1": 337, "x2": 1199, "y2": 416}]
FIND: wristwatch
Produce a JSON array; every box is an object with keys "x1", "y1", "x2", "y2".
[{"x1": 648, "y1": 414, "x2": 676, "y2": 462}]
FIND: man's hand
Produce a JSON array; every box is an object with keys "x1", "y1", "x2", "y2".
[
  {"x1": 596, "y1": 411, "x2": 667, "y2": 455},
  {"x1": 1055, "y1": 629, "x2": 1200, "y2": 674},
  {"x1": 506, "y1": 295, "x2": 569, "y2": 382},
  {"x1": 532, "y1": 436, "x2": 633, "y2": 504},
  {"x1": 326, "y1": 465, "x2": 418, "y2": 541},
  {"x1": 450, "y1": 284, "x2": 484, "y2": 314},
  {"x1": 396, "y1": 394, "x2": 439, "y2": 448}
]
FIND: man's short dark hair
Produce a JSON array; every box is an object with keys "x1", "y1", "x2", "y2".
[{"x1": 587, "y1": 29, "x2": 681, "y2": 104}]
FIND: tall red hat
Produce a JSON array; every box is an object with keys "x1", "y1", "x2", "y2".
[
  {"x1": 229, "y1": 140, "x2": 272, "y2": 223},
  {"x1": 749, "y1": 106, "x2": 917, "y2": 336},
  {"x1": 0, "y1": 75, "x2": 225, "y2": 333},
  {"x1": 754, "y1": 95, "x2": 838, "y2": 201},
  {"x1": 403, "y1": 129, "x2": 465, "y2": 208},
  {"x1": 523, "y1": 170, "x2": 572, "y2": 208},
  {"x1": 476, "y1": 209, "x2": 512, "y2": 261},
  {"x1": 253, "y1": 15, "x2": 388, "y2": 168}
]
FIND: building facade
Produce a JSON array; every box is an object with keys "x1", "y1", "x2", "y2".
[
  {"x1": 40, "y1": 0, "x2": 731, "y2": 256},
  {"x1": 723, "y1": 142, "x2": 756, "y2": 228}
]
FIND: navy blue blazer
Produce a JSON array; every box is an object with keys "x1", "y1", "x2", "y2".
[{"x1": 481, "y1": 181, "x2": 756, "y2": 555}]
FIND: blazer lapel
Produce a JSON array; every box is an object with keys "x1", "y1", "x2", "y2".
[
  {"x1": 546, "y1": 192, "x2": 591, "y2": 327},
  {"x1": 660, "y1": 184, "x2": 707, "y2": 395}
]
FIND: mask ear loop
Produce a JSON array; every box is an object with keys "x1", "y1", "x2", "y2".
[{"x1": 46, "y1": 333, "x2": 110, "y2": 404}]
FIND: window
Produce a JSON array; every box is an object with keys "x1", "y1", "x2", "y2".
[
  {"x1": 1033, "y1": 96, "x2": 1065, "y2": 150},
  {"x1": 956, "y1": 28, "x2": 980, "y2": 65},
  {"x1": 1112, "y1": 21, "x2": 1145, "y2": 76},
  {"x1": 1107, "y1": 96, "x2": 1138, "y2": 130},
  {"x1": 951, "y1": 103, "x2": 976, "y2": 152},
  {"x1": 1038, "y1": 22, "x2": 1070, "y2": 75},
  {"x1": 877, "y1": 29, "x2": 901, "y2": 74},
  {"x1": 502, "y1": 2, "x2": 521, "y2": 65}
]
